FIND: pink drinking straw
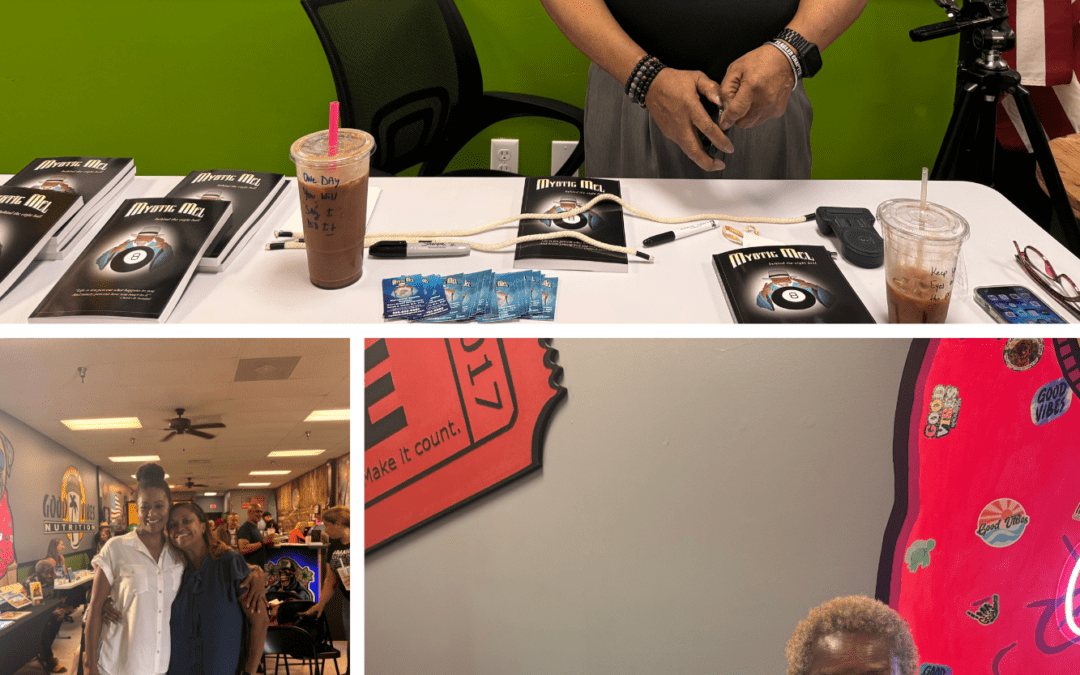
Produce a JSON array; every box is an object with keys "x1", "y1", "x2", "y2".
[{"x1": 328, "y1": 101, "x2": 340, "y2": 158}]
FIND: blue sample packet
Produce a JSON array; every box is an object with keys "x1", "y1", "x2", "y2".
[
  {"x1": 526, "y1": 270, "x2": 543, "y2": 316},
  {"x1": 478, "y1": 271, "x2": 529, "y2": 322},
  {"x1": 416, "y1": 274, "x2": 451, "y2": 320},
  {"x1": 424, "y1": 273, "x2": 465, "y2": 322},
  {"x1": 474, "y1": 270, "x2": 498, "y2": 320},
  {"x1": 459, "y1": 270, "x2": 487, "y2": 321},
  {"x1": 524, "y1": 275, "x2": 558, "y2": 320},
  {"x1": 382, "y1": 275, "x2": 427, "y2": 320}
]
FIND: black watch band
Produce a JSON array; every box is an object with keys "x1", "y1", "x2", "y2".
[{"x1": 775, "y1": 28, "x2": 822, "y2": 78}]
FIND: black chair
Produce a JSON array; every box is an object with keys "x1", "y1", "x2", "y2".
[
  {"x1": 276, "y1": 599, "x2": 315, "y2": 627},
  {"x1": 263, "y1": 626, "x2": 321, "y2": 675},
  {"x1": 315, "y1": 610, "x2": 342, "y2": 675},
  {"x1": 267, "y1": 590, "x2": 305, "y2": 603},
  {"x1": 300, "y1": 0, "x2": 584, "y2": 177}
]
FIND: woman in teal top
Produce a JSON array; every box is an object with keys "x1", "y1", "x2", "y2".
[{"x1": 166, "y1": 502, "x2": 269, "y2": 675}]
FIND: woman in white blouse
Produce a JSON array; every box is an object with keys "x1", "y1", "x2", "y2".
[{"x1": 83, "y1": 464, "x2": 265, "y2": 675}]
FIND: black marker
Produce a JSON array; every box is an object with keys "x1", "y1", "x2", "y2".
[
  {"x1": 642, "y1": 220, "x2": 719, "y2": 247},
  {"x1": 369, "y1": 241, "x2": 470, "y2": 258}
]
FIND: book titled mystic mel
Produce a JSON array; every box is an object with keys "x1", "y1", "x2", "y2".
[
  {"x1": 513, "y1": 177, "x2": 627, "y2": 273},
  {"x1": 712, "y1": 244, "x2": 875, "y2": 323},
  {"x1": 30, "y1": 198, "x2": 231, "y2": 323}
]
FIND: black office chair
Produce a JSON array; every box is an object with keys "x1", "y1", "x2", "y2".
[
  {"x1": 300, "y1": 0, "x2": 584, "y2": 177},
  {"x1": 263, "y1": 626, "x2": 321, "y2": 675}
]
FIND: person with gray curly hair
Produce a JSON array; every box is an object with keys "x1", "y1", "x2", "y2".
[{"x1": 785, "y1": 595, "x2": 919, "y2": 675}]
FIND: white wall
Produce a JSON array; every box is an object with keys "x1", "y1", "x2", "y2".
[{"x1": 366, "y1": 338, "x2": 913, "y2": 675}]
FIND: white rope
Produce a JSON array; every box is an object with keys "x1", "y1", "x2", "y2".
[{"x1": 362, "y1": 192, "x2": 811, "y2": 262}]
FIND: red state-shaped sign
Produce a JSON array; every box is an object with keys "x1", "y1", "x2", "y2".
[{"x1": 364, "y1": 338, "x2": 565, "y2": 553}]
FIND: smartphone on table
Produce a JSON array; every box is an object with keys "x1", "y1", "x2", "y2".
[{"x1": 974, "y1": 285, "x2": 1068, "y2": 324}]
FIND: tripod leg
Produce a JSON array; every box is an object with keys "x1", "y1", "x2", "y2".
[
  {"x1": 933, "y1": 83, "x2": 977, "y2": 180},
  {"x1": 1012, "y1": 84, "x2": 1080, "y2": 254}
]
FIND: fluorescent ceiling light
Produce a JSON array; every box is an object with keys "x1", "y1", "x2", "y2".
[
  {"x1": 65, "y1": 417, "x2": 142, "y2": 431},
  {"x1": 304, "y1": 409, "x2": 349, "y2": 422},
  {"x1": 267, "y1": 449, "x2": 325, "y2": 457},
  {"x1": 250, "y1": 470, "x2": 291, "y2": 475},
  {"x1": 108, "y1": 455, "x2": 160, "y2": 463},
  {"x1": 238, "y1": 482, "x2": 271, "y2": 487},
  {"x1": 203, "y1": 492, "x2": 218, "y2": 496}
]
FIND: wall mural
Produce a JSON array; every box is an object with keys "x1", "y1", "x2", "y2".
[
  {"x1": 0, "y1": 429, "x2": 16, "y2": 586},
  {"x1": 276, "y1": 463, "x2": 331, "y2": 534},
  {"x1": 880, "y1": 338, "x2": 1080, "y2": 674},
  {"x1": 335, "y1": 453, "x2": 350, "y2": 510},
  {"x1": 364, "y1": 338, "x2": 566, "y2": 553}
]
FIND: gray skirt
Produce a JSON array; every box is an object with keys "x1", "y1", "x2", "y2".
[{"x1": 583, "y1": 62, "x2": 813, "y2": 179}]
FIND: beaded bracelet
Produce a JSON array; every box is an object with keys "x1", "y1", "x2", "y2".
[{"x1": 626, "y1": 56, "x2": 666, "y2": 108}]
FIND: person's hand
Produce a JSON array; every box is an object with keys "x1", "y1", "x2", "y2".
[
  {"x1": 643, "y1": 68, "x2": 732, "y2": 172},
  {"x1": 300, "y1": 604, "x2": 323, "y2": 618},
  {"x1": 262, "y1": 532, "x2": 275, "y2": 546},
  {"x1": 239, "y1": 566, "x2": 267, "y2": 615},
  {"x1": 100, "y1": 597, "x2": 122, "y2": 625},
  {"x1": 718, "y1": 44, "x2": 796, "y2": 132},
  {"x1": 240, "y1": 589, "x2": 268, "y2": 621},
  {"x1": 53, "y1": 608, "x2": 66, "y2": 620}
]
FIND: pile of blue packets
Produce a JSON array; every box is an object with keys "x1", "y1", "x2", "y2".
[{"x1": 381, "y1": 270, "x2": 558, "y2": 322}]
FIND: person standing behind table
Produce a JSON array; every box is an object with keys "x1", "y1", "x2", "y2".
[
  {"x1": 92, "y1": 524, "x2": 112, "y2": 557},
  {"x1": 288, "y1": 522, "x2": 308, "y2": 544},
  {"x1": 166, "y1": 502, "x2": 268, "y2": 675},
  {"x1": 300, "y1": 506, "x2": 350, "y2": 673},
  {"x1": 236, "y1": 505, "x2": 274, "y2": 569},
  {"x1": 539, "y1": 0, "x2": 868, "y2": 179},
  {"x1": 24, "y1": 558, "x2": 74, "y2": 672},
  {"x1": 84, "y1": 463, "x2": 184, "y2": 675}
]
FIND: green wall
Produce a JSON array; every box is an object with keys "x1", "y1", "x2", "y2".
[{"x1": 3, "y1": 0, "x2": 958, "y2": 180}]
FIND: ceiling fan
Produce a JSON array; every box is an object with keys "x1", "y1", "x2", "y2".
[
  {"x1": 162, "y1": 408, "x2": 225, "y2": 442},
  {"x1": 181, "y1": 477, "x2": 210, "y2": 489}
]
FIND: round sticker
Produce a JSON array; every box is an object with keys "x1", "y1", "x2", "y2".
[
  {"x1": 1003, "y1": 338, "x2": 1043, "y2": 371},
  {"x1": 110, "y1": 246, "x2": 155, "y2": 273},
  {"x1": 771, "y1": 286, "x2": 816, "y2": 310},
  {"x1": 976, "y1": 498, "x2": 1030, "y2": 548}
]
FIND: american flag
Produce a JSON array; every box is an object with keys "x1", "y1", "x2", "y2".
[{"x1": 997, "y1": 0, "x2": 1080, "y2": 150}]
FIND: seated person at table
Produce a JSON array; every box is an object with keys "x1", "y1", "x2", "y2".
[
  {"x1": 237, "y1": 505, "x2": 274, "y2": 568},
  {"x1": 785, "y1": 595, "x2": 918, "y2": 675},
  {"x1": 23, "y1": 558, "x2": 73, "y2": 672},
  {"x1": 166, "y1": 502, "x2": 268, "y2": 675},
  {"x1": 288, "y1": 521, "x2": 308, "y2": 544},
  {"x1": 46, "y1": 538, "x2": 69, "y2": 578}
]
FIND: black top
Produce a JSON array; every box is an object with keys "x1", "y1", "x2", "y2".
[
  {"x1": 237, "y1": 520, "x2": 266, "y2": 568},
  {"x1": 604, "y1": 0, "x2": 800, "y2": 82},
  {"x1": 167, "y1": 552, "x2": 250, "y2": 675},
  {"x1": 326, "y1": 538, "x2": 350, "y2": 601}
]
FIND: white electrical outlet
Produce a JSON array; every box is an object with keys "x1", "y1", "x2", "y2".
[
  {"x1": 490, "y1": 138, "x2": 519, "y2": 174},
  {"x1": 551, "y1": 140, "x2": 579, "y2": 176}
]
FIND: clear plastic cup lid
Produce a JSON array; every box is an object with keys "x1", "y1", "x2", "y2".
[
  {"x1": 290, "y1": 128, "x2": 375, "y2": 167},
  {"x1": 877, "y1": 199, "x2": 969, "y2": 244}
]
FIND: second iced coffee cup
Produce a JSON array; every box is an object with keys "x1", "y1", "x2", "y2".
[
  {"x1": 878, "y1": 199, "x2": 970, "y2": 323},
  {"x1": 289, "y1": 128, "x2": 375, "y2": 289}
]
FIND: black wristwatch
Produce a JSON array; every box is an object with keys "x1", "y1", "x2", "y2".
[{"x1": 775, "y1": 28, "x2": 821, "y2": 78}]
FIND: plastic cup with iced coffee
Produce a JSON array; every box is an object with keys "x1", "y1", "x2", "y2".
[
  {"x1": 289, "y1": 127, "x2": 375, "y2": 289},
  {"x1": 878, "y1": 199, "x2": 969, "y2": 323}
]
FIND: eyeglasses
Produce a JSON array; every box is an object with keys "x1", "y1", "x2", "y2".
[{"x1": 1013, "y1": 242, "x2": 1080, "y2": 320}]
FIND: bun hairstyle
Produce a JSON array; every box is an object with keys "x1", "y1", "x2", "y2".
[{"x1": 135, "y1": 462, "x2": 172, "y2": 504}]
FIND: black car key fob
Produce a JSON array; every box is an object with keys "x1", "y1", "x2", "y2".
[
  {"x1": 815, "y1": 206, "x2": 884, "y2": 268},
  {"x1": 697, "y1": 95, "x2": 725, "y2": 159}
]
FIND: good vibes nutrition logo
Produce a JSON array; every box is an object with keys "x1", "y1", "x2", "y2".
[{"x1": 975, "y1": 498, "x2": 1030, "y2": 548}]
